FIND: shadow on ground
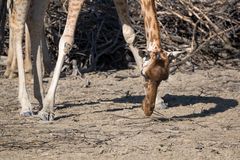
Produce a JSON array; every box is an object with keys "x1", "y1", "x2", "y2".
[
  {"x1": 53, "y1": 94, "x2": 238, "y2": 120},
  {"x1": 113, "y1": 94, "x2": 239, "y2": 119}
]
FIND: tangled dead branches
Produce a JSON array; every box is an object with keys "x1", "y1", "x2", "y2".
[
  {"x1": 1, "y1": 0, "x2": 240, "y2": 74},
  {"x1": 45, "y1": 0, "x2": 131, "y2": 73},
  {"x1": 155, "y1": 0, "x2": 240, "y2": 72}
]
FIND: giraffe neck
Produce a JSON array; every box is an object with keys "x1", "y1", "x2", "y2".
[{"x1": 141, "y1": 0, "x2": 161, "y2": 53}]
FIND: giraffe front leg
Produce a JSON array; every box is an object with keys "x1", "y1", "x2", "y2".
[
  {"x1": 12, "y1": 0, "x2": 33, "y2": 116},
  {"x1": 38, "y1": 0, "x2": 85, "y2": 121},
  {"x1": 38, "y1": 41, "x2": 72, "y2": 121}
]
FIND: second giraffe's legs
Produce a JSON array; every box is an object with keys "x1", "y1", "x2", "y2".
[
  {"x1": 38, "y1": 0, "x2": 85, "y2": 121},
  {"x1": 5, "y1": 24, "x2": 33, "y2": 81},
  {"x1": 27, "y1": 0, "x2": 50, "y2": 109},
  {"x1": 113, "y1": 0, "x2": 143, "y2": 70},
  {"x1": 25, "y1": 17, "x2": 53, "y2": 77},
  {"x1": 5, "y1": 0, "x2": 32, "y2": 80},
  {"x1": 24, "y1": 17, "x2": 52, "y2": 80},
  {"x1": 5, "y1": 0, "x2": 51, "y2": 81}
]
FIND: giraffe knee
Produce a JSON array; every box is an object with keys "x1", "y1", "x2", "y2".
[
  {"x1": 122, "y1": 24, "x2": 136, "y2": 44},
  {"x1": 58, "y1": 35, "x2": 73, "y2": 56},
  {"x1": 63, "y1": 42, "x2": 72, "y2": 54}
]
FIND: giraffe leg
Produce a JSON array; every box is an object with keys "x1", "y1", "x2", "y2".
[
  {"x1": 12, "y1": 0, "x2": 33, "y2": 116},
  {"x1": 27, "y1": 0, "x2": 49, "y2": 110},
  {"x1": 24, "y1": 23, "x2": 33, "y2": 82},
  {"x1": 38, "y1": 0, "x2": 85, "y2": 121},
  {"x1": 113, "y1": 0, "x2": 143, "y2": 70}
]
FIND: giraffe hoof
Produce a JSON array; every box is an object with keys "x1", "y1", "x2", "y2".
[
  {"x1": 38, "y1": 111, "x2": 55, "y2": 121},
  {"x1": 20, "y1": 111, "x2": 33, "y2": 117}
]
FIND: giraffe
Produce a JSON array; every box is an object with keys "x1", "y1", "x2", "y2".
[
  {"x1": 4, "y1": 0, "x2": 52, "y2": 80},
  {"x1": 11, "y1": 0, "x2": 169, "y2": 121}
]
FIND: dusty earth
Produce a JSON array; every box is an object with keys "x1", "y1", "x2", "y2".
[{"x1": 0, "y1": 67, "x2": 239, "y2": 160}]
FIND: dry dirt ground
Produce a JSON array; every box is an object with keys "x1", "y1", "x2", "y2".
[{"x1": 0, "y1": 67, "x2": 240, "y2": 160}]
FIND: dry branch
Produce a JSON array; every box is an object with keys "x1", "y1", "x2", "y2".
[{"x1": 0, "y1": 0, "x2": 239, "y2": 74}]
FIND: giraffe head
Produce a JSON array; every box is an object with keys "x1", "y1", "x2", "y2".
[{"x1": 141, "y1": 50, "x2": 169, "y2": 116}]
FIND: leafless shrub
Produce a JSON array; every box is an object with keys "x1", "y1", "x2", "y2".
[{"x1": 1, "y1": 0, "x2": 239, "y2": 73}]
